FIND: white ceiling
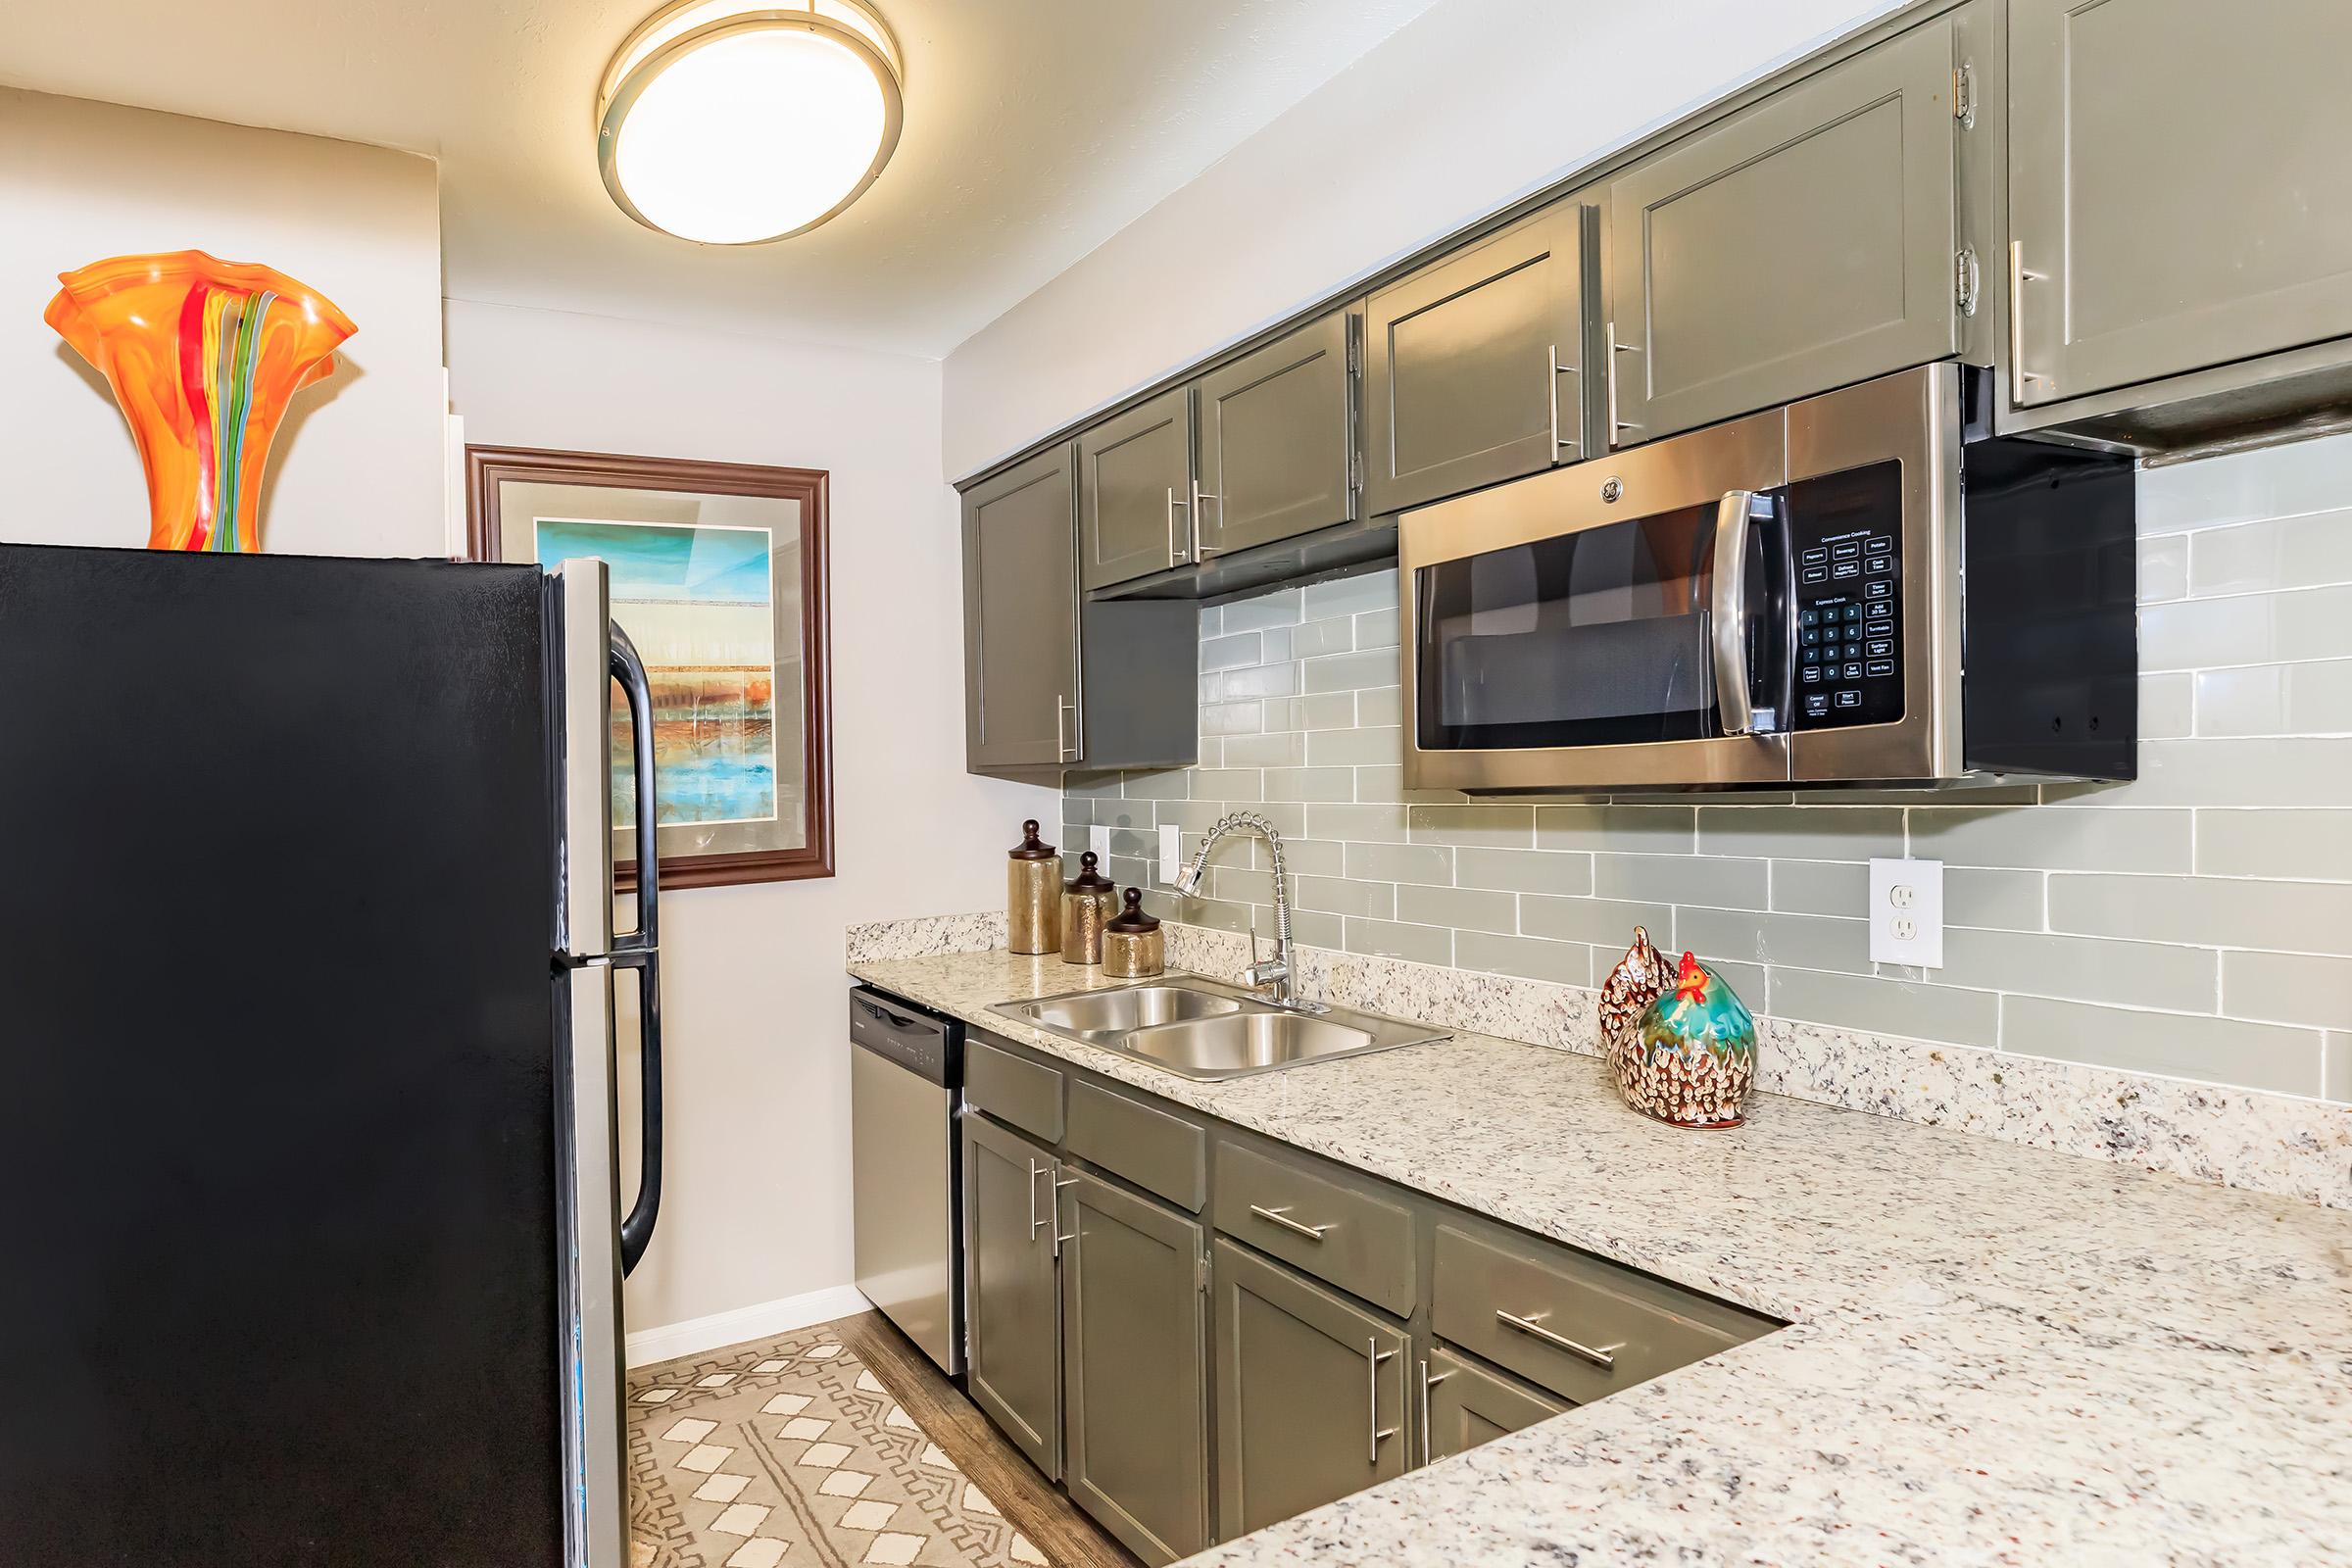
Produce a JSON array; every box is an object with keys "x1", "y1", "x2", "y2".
[{"x1": 0, "y1": 0, "x2": 1443, "y2": 356}]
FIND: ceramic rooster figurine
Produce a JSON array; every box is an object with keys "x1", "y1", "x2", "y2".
[
  {"x1": 1597, "y1": 925, "x2": 1669, "y2": 1085},
  {"x1": 1617, "y1": 951, "x2": 1757, "y2": 1128}
]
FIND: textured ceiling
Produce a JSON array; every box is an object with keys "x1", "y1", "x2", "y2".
[{"x1": 0, "y1": 0, "x2": 1443, "y2": 355}]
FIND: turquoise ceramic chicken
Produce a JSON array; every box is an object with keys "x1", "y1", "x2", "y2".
[{"x1": 1621, "y1": 952, "x2": 1757, "y2": 1128}]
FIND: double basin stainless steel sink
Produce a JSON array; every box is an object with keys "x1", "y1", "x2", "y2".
[{"x1": 991, "y1": 974, "x2": 1448, "y2": 1080}]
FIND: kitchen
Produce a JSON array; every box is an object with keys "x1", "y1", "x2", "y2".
[{"x1": 2, "y1": 1, "x2": 2348, "y2": 1565}]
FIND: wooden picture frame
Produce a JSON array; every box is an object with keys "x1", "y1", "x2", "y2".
[{"x1": 467, "y1": 444, "x2": 834, "y2": 890}]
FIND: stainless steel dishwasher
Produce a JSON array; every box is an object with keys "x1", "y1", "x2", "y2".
[{"x1": 850, "y1": 987, "x2": 963, "y2": 1375}]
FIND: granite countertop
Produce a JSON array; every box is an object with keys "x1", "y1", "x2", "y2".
[{"x1": 848, "y1": 949, "x2": 2352, "y2": 1566}]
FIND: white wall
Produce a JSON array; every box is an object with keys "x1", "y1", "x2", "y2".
[
  {"x1": 446, "y1": 298, "x2": 1051, "y2": 1334},
  {"x1": 943, "y1": 0, "x2": 1901, "y2": 477},
  {"x1": 0, "y1": 89, "x2": 444, "y2": 558}
]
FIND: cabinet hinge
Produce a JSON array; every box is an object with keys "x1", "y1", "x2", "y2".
[
  {"x1": 1348, "y1": 444, "x2": 1361, "y2": 492},
  {"x1": 1952, "y1": 62, "x2": 1976, "y2": 126},
  {"x1": 1346, "y1": 318, "x2": 1361, "y2": 375},
  {"x1": 1197, "y1": 1249, "x2": 1210, "y2": 1294},
  {"x1": 1954, "y1": 247, "x2": 1981, "y2": 316}
]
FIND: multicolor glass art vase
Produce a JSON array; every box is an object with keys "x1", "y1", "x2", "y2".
[
  {"x1": 1617, "y1": 952, "x2": 1758, "y2": 1129},
  {"x1": 45, "y1": 251, "x2": 356, "y2": 552}
]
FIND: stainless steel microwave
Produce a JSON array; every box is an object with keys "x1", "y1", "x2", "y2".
[{"x1": 1399, "y1": 365, "x2": 2139, "y2": 793}]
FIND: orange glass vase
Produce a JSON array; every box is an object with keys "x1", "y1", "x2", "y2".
[{"x1": 46, "y1": 251, "x2": 356, "y2": 552}]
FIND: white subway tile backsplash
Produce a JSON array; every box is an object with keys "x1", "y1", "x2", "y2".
[
  {"x1": 2050, "y1": 873, "x2": 2352, "y2": 956},
  {"x1": 2000, "y1": 996, "x2": 2322, "y2": 1098},
  {"x1": 2194, "y1": 660, "x2": 2352, "y2": 736},
  {"x1": 1066, "y1": 428, "x2": 2352, "y2": 1108},
  {"x1": 2187, "y1": 506, "x2": 2352, "y2": 594},
  {"x1": 2196, "y1": 808, "x2": 2352, "y2": 880},
  {"x1": 1408, "y1": 804, "x2": 1536, "y2": 848}
]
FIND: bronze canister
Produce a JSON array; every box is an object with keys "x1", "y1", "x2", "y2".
[
  {"x1": 1006, "y1": 819, "x2": 1062, "y2": 955},
  {"x1": 1100, "y1": 888, "x2": 1165, "y2": 979},
  {"x1": 1060, "y1": 851, "x2": 1119, "y2": 965}
]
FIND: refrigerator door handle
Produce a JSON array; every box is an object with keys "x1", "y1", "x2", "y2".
[{"x1": 608, "y1": 622, "x2": 663, "y2": 1279}]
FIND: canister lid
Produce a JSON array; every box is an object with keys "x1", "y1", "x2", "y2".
[
  {"x1": 1067, "y1": 850, "x2": 1114, "y2": 892},
  {"x1": 1105, "y1": 887, "x2": 1159, "y2": 932},
  {"x1": 1009, "y1": 818, "x2": 1056, "y2": 859}
]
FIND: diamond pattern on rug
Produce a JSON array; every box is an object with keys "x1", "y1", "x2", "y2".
[{"x1": 628, "y1": 1325, "x2": 1047, "y2": 1568}]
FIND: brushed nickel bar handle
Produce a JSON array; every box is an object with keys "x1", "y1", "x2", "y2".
[
  {"x1": 1052, "y1": 1166, "x2": 1080, "y2": 1254},
  {"x1": 1418, "y1": 1359, "x2": 1451, "y2": 1468},
  {"x1": 1248, "y1": 1203, "x2": 1332, "y2": 1242},
  {"x1": 2008, "y1": 240, "x2": 2051, "y2": 407},
  {"x1": 1027, "y1": 1158, "x2": 1046, "y2": 1240},
  {"x1": 1606, "y1": 320, "x2": 1642, "y2": 444},
  {"x1": 1548, "y1": 344, "x2": 1580, "y2": 460},
  {"x1": 1054, "y1": 694, "x2": 1079, "y2": 761},
  {"x1": 1190, "y1": 477, "x2": 1224, "y2": 558},
  {"x1": 1367, "y1": 1340, "x2": 1397, "y2": 1464},
  {"x1": 1497, "y1": 1308, "x2": 1618, "y2": 1368}
]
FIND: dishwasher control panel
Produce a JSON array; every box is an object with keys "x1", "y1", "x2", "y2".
[{"x1": 851, "y1": 989, "x2": 956, "y2": 1086}]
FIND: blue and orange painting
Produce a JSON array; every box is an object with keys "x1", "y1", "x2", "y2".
[{"x1": 536, "y1": 517, "x2": 780, "y2": 828}]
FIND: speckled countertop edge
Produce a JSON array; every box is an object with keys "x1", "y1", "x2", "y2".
[{"x1": 849, "y1": 948, "x2": 2352, "y2": 1566}]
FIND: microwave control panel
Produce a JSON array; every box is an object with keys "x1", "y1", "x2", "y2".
[{"x1": 1793, "y1": 523, "x2": 1901, "y2": 728}]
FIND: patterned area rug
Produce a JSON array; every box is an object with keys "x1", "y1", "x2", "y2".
[{"x1": 629, "y1": 1323, "x2": 1047, "y2": 1568}]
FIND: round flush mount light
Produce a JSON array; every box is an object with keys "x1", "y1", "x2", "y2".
[{"x1": 597, "y1": 0, "x2": 904, "y2": 245}]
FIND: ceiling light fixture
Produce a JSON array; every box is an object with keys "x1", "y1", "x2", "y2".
[{"x1": 597, "y1": 0, "x2": 904, "y2": 246}]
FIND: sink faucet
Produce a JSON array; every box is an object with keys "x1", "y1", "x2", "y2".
[{"x1": 1170, "y1": 810, "x2": 1323, "y2": 1012}]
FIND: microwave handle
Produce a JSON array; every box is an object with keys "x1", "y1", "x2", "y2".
[{"x1": 1711, "y1": 490, "x2": 1769, "y2": 737}]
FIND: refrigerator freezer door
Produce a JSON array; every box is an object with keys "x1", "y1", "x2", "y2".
[{"x1": 0, "y1": 543, "x2": 564, "y2": 1564}]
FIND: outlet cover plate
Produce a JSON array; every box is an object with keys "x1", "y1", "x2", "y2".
[
  {"x1": 1869, "y1": 858, "x2": 1944, "y2": 967},
  {"x1": 1159, "y1": 823, "x2": 1182, "y2": 885},
  {"x1": 1088, "y1": 824, "x2": 1111, "y2": 864}
]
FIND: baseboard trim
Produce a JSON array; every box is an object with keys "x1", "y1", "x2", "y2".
[{"x1": 625, "y1": 1284, "x2": 871, "y2": 1369}]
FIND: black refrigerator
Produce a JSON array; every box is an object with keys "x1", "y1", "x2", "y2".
[{"x1": 0, "y1": 542, "x2": 661, "y2": 1567}]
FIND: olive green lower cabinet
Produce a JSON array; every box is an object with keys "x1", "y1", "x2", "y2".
[
  {"x1": 1211, "y1": 1239, "x2": 1410, "y2": 1540},
  {"x1": 1058, "y1": 1169, "x2": 1211, "y2": 1563},
  {"x1": 1419, "y1": 1348, "x2": 1564, "y2": 1466},
  {"x1": 943, "y1": 1022, "x2": 1780, "y2": 1558},
  {"x1": 960, "y1": 1111, "x2": 1062, "y2": 1479}
]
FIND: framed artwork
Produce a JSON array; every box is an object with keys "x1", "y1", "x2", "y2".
[{"x1": 467, "y1": 445, "x2": 833, "y2": 889}]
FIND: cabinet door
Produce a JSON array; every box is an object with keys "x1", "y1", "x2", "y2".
[
  {"x1": 1195, "y1": 312, "x2": 1356, "y2": 558},
  {"x1": 1362, "y1": 203, "x2": 1594, "y2": 517},
  {"x1": 1608, "y1": 17, "x2": 1960, "y2": 443},
  {"x1": 962, "y1": 444, "x2": 1079, "y2": 770},
  {"x1": 1060, "y1": 1169, "x2": 1209, "y2": 1565},
  {"x1": 960, "y1": 1111, "x2": 1061, "y2": 1478},
  {"x1": 1079, "y1": 387, "x2": 1195, "y2": 591},
  {"x1": 1212, "y1": 1239, "x2": 1408, "y2": 1540},
  {"x1": 1419, "y1": 1348, "x2": 1565, "y2": 1466},
  {"x1": 2009, "y1": 0, "x2": 2352, "y2": 408}
]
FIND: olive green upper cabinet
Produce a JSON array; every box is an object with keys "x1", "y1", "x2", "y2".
[
  {"x1": 1194, "y1": 311, "x2": 1358, "y2": 558},
  {"x1": 961, "y1": 1111, "x2": 1062, "y2": 1480},
  {"x1": 1607, "y1": 16, "x2": 1963, "y2": 445},
  {"x1": 1059, "y1": 1169, "x2": 1210, "y2": 1566},
  {"x1": 1212, "y1": 1239, "x2": 1409, "y2": 1541},
  {"x1": 1079, "y1": 386, "x2": 1195, "y2": 592},
  {"x1": 2008, "y1": 0, "x2": 2352, "y2": 410},
  {"x1": 1362, "y1": 202, "x2": 1597, "y2": 517},
  {"x1": 962, "y1": 444, "x2": 1078, "y2": 771}
]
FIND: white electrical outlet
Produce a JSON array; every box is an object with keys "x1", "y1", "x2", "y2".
[
  {"x1": 1159, "y1": 822, "x2": 1182, "y2": 885},
  {"x1": 1868, "y1": 858, "x2": 1944, "y2": 967},
  {"x1": 1089, "y1": 824, "x2": 1111, "y2": 864}
]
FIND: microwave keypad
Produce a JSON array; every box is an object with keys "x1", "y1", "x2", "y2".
[{"x1": 1795, "y1": 527, "x2": 1901, "y2": 728}]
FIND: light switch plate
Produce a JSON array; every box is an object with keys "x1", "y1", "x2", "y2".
[
  {"x1": 1159, "y1": 823, "x2": 1182, "y2": 885},
  {"x1": 1868, "y1": 858, "x2": 1944, "y2": 967},
  {"x1": 1088, "y1": 824, "x2": 1111, "y2": 864}
]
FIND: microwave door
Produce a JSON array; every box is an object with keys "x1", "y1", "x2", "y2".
[{"x1": 1399, "y1": 408, "x2": 1790, "y2": 793}]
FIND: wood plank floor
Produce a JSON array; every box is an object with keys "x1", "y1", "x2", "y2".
[{"x1": 825, "y1": 1311, "x2": 1142, "y2": 1568}]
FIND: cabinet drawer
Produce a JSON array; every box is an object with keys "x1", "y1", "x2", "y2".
[
  {"x1": 1212, "y1": 1143, "x2": 1415, "y2": 1316},
  {"x1": 1067, "y1": 1080, "x2": 1206, "y2": 1212},
  {"x1": 1431, "y1": 1225, "x2": 1773, "y2": 1404},
  {"x1": 964, "y1": 1036, "x2": 1063, "y2": 1143}
]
